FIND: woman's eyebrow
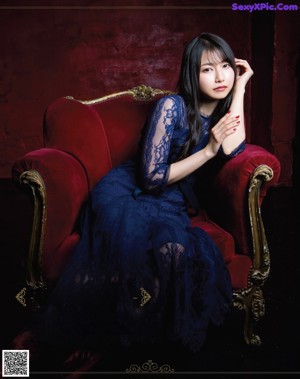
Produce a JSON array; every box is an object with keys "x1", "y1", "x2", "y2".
[{"x1": 200, "y1": 60, "x2": 228, "y2": 67}]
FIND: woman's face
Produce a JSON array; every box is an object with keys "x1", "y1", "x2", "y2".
[{"x1": 199, "y1": 49, "x2": 235, "y2": 101}]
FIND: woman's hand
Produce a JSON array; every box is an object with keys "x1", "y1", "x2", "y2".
[
  {"x1": 234, "y1": 58, "x2": 254, "y2": 91},
  {"x1": 168, "y1": 112, "x2": 239, "y2": 184},
  {"x1": 205, "y1": 112, "x2": 241, "y2": 157},
  {"x1": 216, "y1": 58, "x2": 252, "y2": 155}
]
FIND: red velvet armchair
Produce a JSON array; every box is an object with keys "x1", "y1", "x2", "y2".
[{"x1": 13, "y1": 85, "x2": 281, "y2": 346}]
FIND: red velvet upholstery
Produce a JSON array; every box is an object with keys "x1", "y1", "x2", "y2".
[
  {"x1": 44, "y1": 98, "x2": 113, "y2": 190},
  {"x1": 227, "y1": 255, "x2": 253, "y2": 290},
  {"x1": 197, "y1": 145, "x2": 281, "y2": 256},
  {"x1": 190, "y1": 212, "x2": 252, "y2": 289},
  {"x1": 92, "y1": 98, "x2": 156, "y2": 167},
  {"x1": 12, "y1": 92, "x2": 281, "y2": 292},
  {"x1": 190, "y1": 212, "x2": 236, "y2": 263},
  {"x1": 13, "y1": 148, "x2": 89, "y2": 282}
]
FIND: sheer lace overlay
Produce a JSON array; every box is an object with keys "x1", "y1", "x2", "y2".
[{"x1": 140, "y1": 96, "x2": 186, "y2": 193}]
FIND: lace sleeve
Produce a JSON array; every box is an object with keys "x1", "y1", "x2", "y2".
[{"x1": 139, "y1": 96, "x2": 179, "y2": 194}]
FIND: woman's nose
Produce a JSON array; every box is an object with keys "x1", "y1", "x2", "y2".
[{"x1": 215, "y1": 69, "x2": 224, "y2": 82}]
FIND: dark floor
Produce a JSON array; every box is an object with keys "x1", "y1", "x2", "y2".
[{"x1": 0, "y1": 178, "x2": 299, "y2": 377}]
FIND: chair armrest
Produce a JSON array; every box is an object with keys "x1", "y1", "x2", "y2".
[
  {"x1": 199, "y1": 144, "x2": 281, "y2": 260},
  {"x1": 12, "y1": 148, "x2": 89, "y2": 289}
]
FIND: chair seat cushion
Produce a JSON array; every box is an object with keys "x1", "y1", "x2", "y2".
[
  {"x1": 190, "y1": 213, "x2": 236, "y2": 263},
  {"x1": 190, "y1": 212, "x2": 252, "y2": 290}
]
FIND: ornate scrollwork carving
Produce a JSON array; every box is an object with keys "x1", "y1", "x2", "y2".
[
  {"x1": 15, "y1": 283, "x2": 48, "y2": 310},
  {"x1": 66, "y1": 85, "x2": 172, "y2": 105},
  {"x1": 233, "y1": 284, "x2": 264, "y2": 346},
  {"x1": 130, "y1": 85, "x2": 169, "y2": 101},
  {"x1": 248, "y1": 164, "x2": 274, "y2": 284},
  {"x1": 20, "y1": 170, "x2": 46, "y2": 198},
  {"x1": 249, "y1": 165, "x2": 274, "y2": 193},
  {"x1": 140, "y1": 287, "x2": 151, "y2": 307},
  {"x1": 249, "y1": 334, "x2": 262, "y2": 346},
  {"x1": 233, "y1": 290, "x2": 246, "y2": 310},
  {"x1": 251, "y1": 288, "x2": 265, "y2": 320},
  {"x1": 251, "y1": 268, "x2": 269, "y2": 286},
  {"x1": 126, "y1": 360, "x2": 174, "y2": 373},
  {"x1": 15, "y1": 287, "x2": 27, "y2": 307}
]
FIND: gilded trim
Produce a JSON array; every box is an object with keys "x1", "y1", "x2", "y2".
[
  {"x1": 66, "y1": 84, "x2": 173, "y2": 105},
  {"x1": 248, "y1": 164, "x2": 274, "y2": 284},
  {"x1": 15, "y1": 287, "x2": 27, "y2": 307},
  {"x1": 232, "y1": 164, "x2": 274, "y2": 345},
  {"x1": 19, "y1": 170, "x2": 47, "y2": 290},
  {"x1": 140, "y1": 287, "x2": 151, "y2": 307},
  {"x1": 232, "y1": 285, "x2": 264, "y2": 346},
  {"x1": 125, "y1": 360, "x2": 174, "y2": 373}
]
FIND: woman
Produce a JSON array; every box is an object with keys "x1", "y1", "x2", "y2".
[{"x1": 14, "y1": 32, "x2": 253, "y2": 361}]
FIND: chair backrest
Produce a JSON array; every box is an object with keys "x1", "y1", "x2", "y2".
[{"x1": 44, "y1": 85, "x2": 171, "y2": 189}]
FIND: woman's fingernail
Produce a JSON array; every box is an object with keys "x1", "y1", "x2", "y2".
[
  {"x1": 227, "y1": 110, "x2": 231, "y2": 114},
  {"x1": 235, "y1": 115, "x2": 240, "y2": 118}
]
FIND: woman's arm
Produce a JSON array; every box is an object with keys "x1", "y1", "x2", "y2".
[
  {"x1": 168, "y1": 147, "x2": 214, "y2": 185},
  {"x1": 221, "y1": 58, "x2": 254, "y2": 155},
  {"x1": 168, "y1": 112, "x2": 239, "y2": 184},
  {"x1": 140, "y1": 96, "x2": 177, "y2": 192},
  {"x1": 141, "y1": 94, "x2": 247, "y2": 190}
]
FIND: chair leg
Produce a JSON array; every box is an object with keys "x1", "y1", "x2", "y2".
[{"x1": 233, "y1": 286, "x2": 265, "y2": 346}]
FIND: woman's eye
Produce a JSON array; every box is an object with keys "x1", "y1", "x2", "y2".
[
  {"x1": 223, "y1": 63, "x2": 231, "y2": 68},
  {"x1": 202, "y1": 68, "x2": 212, "y2": 73}
]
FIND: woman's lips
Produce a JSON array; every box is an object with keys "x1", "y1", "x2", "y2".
[{"x1": 213, "y1": 86, "x2": 228, "y2": 91}]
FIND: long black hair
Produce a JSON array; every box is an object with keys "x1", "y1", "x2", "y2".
[{"x1": 177, "y1": 32, "x2": 237, "y2": 159}]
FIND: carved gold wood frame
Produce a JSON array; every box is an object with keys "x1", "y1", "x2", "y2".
[
  {"x1": 15, "y1": 169, "x2": 47, "y2": 309},
  {"x1": 233, "y1": 164, "x2": 274, "y2": 346},
  {"x1": 66, "y1": 84, "x2": 173, "y2": 104},
  {"x1": 20, "y1": 170, "x2": 47, "y2": 288},
  {"x1": 15, "y1": 85, "x2": 274, "y2": 347}
]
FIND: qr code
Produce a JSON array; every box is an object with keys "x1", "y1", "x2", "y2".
[{"x1": 2, "y1": 350, "x2": 29, "y2": 377}]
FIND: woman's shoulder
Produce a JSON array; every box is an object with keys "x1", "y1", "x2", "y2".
[
  {"x1": 156, "y1": 93, "x2": 185, "y2": 107},
  {"x1": 154, "y1": 94, "x2": 186, "y2": 119}
]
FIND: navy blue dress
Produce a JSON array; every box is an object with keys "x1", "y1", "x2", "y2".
[{"x1": 34, "y1": 95, "x2": 244, "y2": 353}]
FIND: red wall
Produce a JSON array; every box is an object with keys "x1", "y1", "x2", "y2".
[
  {"x1": 250, "y1": 6, "x2": 300, "y2": 186},
  {"x1": 272, "y1": 11, "x2": 300, "y2": 186},
  {"x1": 0, "y1": 0, "x2": 299, "y2": 185}
]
